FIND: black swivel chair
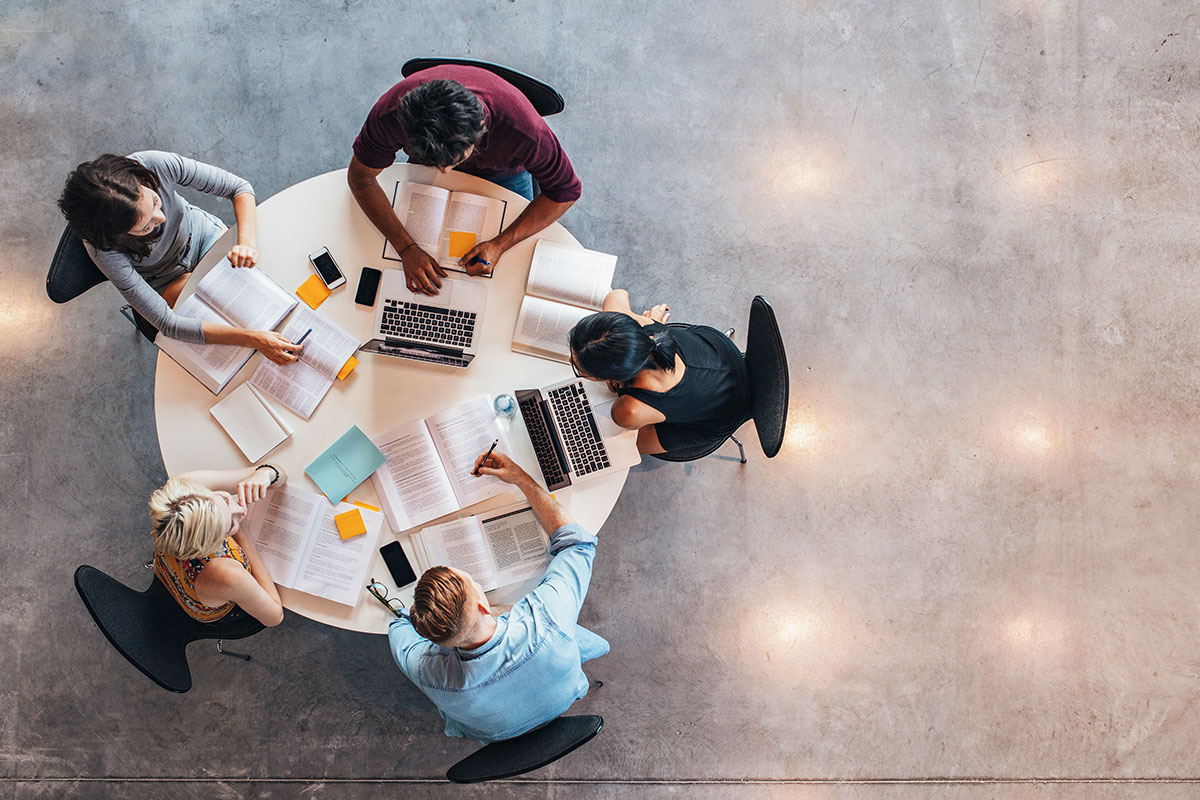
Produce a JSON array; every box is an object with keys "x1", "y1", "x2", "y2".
[
  {"x1": 46, "y1": 227, "x2": 158, "y2": 342},
  {"x1": 74, "y1": 565, "x2": 264, "y2": 694},
  {"x1": 652, "y1": 296, "x2": 790, "y2": 463},
  {"x1": 446, "y1": 714, "x2": 603, "y2": 784},
  {"x1": 400, "y1": 57, "x2": 565, "y2": 117}
]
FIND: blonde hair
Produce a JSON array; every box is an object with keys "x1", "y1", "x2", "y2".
[{"x1": 148, "y1": 478, "x2": 228, "y2": 560}]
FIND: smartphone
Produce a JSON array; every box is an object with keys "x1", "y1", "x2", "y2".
[
  {"x1": 309, "y1": 247, "x2": 346, "y2": 289},
  {"x1": 380, "y1": 541, "x2": 418, "y2": 587},
  {"x1": 356, "y1": 266, "x2": 382, "y2": 306}
]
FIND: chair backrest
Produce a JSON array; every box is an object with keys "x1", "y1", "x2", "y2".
[
  {"x1": 401, "y1": 57, "x2": 565, "y2": 117},
  {"x1": 446, "y1": 714, "x2": 603, "y2": 783},
  {"x1": 744, "y1": 296, "x2": 790, "y2": 458},
  {"x1": 46, "y1": 227, "x2": 108, "y2": 303},
  {"x1": 73, "y1": 565, "x2": 263, "y2": 693}
]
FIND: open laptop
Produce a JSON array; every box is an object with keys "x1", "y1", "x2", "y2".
[
  {"x1": 359, "y1": 270, "x2": 487, "y2": 368},
  {"x1": 516, "y1": 378, "x2": 641, "y2": 491}
]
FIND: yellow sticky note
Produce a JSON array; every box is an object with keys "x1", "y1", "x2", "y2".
[
  {"x1": 352, "y1": 500, "x2": 381, "y2": 512},
  {"x1": 297, "y1": 274, "x2": 332, "y2": 309},
  {"x1": 334, "y1": 508, "x2": 367, "y2": 540},
  {"x1": 447, "y1": 231, "x2": 477, "y2": 259},
  {"x1": 337, "y1": 355, "x2": 359, "y2": 381}
]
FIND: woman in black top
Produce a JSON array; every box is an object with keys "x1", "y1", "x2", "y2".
[{"x1": 568, "y1": 290, "x2": 751, "y2": 454}]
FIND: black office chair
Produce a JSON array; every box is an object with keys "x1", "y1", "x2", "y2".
[
  {"x1": 652, "y1": 296, "x2": 790, "y2": 463},
  {"x1": 46, "y1": 227, "x2": 158, "y2": 342},
  {"x1": 401, "y1": 57, "x2": 565, "y2": 117},
  {"x1": 74, "y1": 565, "x2": 264, "y2": 694},
  {"x1": 446, "y1": 714, "x2": 603, "y2": 784}
]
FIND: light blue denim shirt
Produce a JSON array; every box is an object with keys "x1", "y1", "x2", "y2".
[{"x1": 388, "y1": 522, "x2": 609, "y2": 743}]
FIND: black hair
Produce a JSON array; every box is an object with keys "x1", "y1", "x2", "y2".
[
  {"x1": 396, "y1": 79, "x2": 487, "y2": 167},
  {"x1": 569, "y1": 312, "x2": 679, "y2": 384},
  {"x1": 58, "y1": 154, "x2": 162, "y2": 258}
]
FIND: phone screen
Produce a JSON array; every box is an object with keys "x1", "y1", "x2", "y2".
[
  {"x1": 311, "y1": 249, "x2": 343, "y2": 286},
  {"x1": 380, "y1": 541, "x2": 418, "y2": 587}
]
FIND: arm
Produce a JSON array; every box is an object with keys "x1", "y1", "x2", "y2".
[
  {"x1": 227, "y1": 191, "x2": 258, "y2": 268},
  {"x1": 460, "y1": 195, "x2": 575, "y2": 276},
  {"x1": 388, "y1": 616, "x2": 434, "y2": 678},
  {"x1": 199, "y1": 320, "x2": 301, "y2": 365},
  {"x1": 611, "y1": 396, "x2": 665, "y2": 430},
  {"x1": 176, "y1": 463, "x2": 288, "y2": 506},
  {"x1": 195, "y1": 541, "x2": 284, "y2": 627},
  {"x1": 347, "y1": 156, "x2": 446, "y2": 295},
  {"x1": 472, "y1": 451, "x2": 572, "y2": 534}
]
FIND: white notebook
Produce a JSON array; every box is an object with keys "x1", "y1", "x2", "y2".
[
  {"x1": 511, "y1": 240, "x2": 618, "y2": 363},
  {"x1": 209, "y1": 382, "x2": 292, "y2": 462}
]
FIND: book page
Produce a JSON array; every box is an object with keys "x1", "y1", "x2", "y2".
[
  {"x1": 193, "y1": 258, "x2": 296, "y2": 330},
  {"x1": 291, "y1": 502, "x2": 384, "y2": 606},
  {"x1": 243, "y1": 483, "x2": 320, "y2": 587},
  {"x1": 382, "y1": 182, "x2": 451, "y2": 261},
  {"x1": 369, "y1": 420, "x2": 459, "y2": 531},
  {"x1": 427, "y1": 395, "x2": 519, "y2": 509},
  {"x1": 526, "y1": 240, "x2": 617, "y2": 310},
  {"x1": 511, "y1": 295, "x2": 591, "y2": 363},
  {"x1": 436, "y1": 192, "x2": 506, "y2": 269},
  {"x1": 157, "y1": 295, "x2": 254, "y2": 392},
  {"x1": 413, "y1": 517, "x2": 499, "y2": 591},
  {"x1": 278, "y1": 306, "x2": 359, "y2": 380},
  {"x1": 481, "y1": 505, "x2": 551, "y2": 586},
  {"x1": 209, "y1": 383, "x2": 291, "y2": 462},
  {"x1": 249, "y1": 358, "x2": 332, "y2": 420}
]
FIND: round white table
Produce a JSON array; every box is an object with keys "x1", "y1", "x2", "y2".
[{"x1": 154, "y1": 163, "x2": 629, "y2": 633}]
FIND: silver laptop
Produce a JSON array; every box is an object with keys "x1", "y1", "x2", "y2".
[
  {"x1": 360, "y1": 270, "x2": 487, "y2": 368},
  {"x1": 516, "y1": 378, "x2": 641, "y2": 491}
]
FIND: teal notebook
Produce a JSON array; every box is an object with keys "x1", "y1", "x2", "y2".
[{"x1": 305, "y1": 425, "x2": 387, "y2": 505}]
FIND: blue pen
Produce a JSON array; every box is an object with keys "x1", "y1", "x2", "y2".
[
  {"x1": 293, "y1": 328, "x2": 313, "y2": 347},
  {"x1": 469, "y1": 257, "x2": 491, "y2": 267}
]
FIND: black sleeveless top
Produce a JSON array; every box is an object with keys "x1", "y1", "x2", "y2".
[{"x1": 616, "y1": 322, "x2": 752, "y2": 447}]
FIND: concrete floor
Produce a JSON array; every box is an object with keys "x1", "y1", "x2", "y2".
[{"x1": 3, "y1": 0, "x2": 1200, "y2": 797}]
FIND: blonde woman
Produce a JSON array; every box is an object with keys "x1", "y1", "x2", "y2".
[{"x1": 149, "y1": 465, "x2": 286, "y2": 627}]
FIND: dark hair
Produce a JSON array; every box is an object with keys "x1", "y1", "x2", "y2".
[
  {"x1": 410, "y1": 566, "x2": 469, "y2": 644},
  {"x1": 58, "y1": 154, "x2": 162, "y2": 259},
  {"x1": 569, "y1": 312, "x2": 679, "y2": 384},
  {"x1": 396, "y1": 79, "x2": 486, "y2": 167}
]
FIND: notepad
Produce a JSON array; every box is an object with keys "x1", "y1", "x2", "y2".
[
  {"x1": 334, "y1": 508, "x2": 368, "y2": 539},
  {"x1": 337, "y1": 356, "x2": 358, "y2": 381},
  {"x1": 297, "y1": 274, "x2": 332, "y2": 309},
  {"x1": 305, "y1": 425, "x2": 387, "y2": 505},
  {"x1": 209, "y1": 383, "x2": 292, "y2": 462},
  {"x1": 447, "y1": 231, "x2": 477, "y2": 258}
]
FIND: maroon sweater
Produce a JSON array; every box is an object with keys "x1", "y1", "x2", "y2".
[{"x1": 353, "y1": 65, "x2": 582, "y2": 203}]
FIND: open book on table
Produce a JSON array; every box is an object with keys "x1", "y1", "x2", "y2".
[
  {"x1": 411, "y1": 503, "x2": 551, "y2": 592},
  {"x1": 243, "y1": 483, "x2": 385, "y2": 607},
  {"x1": 511, "y1": 240, "x2": 618, "y2": 363},
  {"x1": 249, "y1": 306, "x2": 360, "y2": 419},
  {"x1": 382, "y1": 181, "x2": 507, "y2": 274},
  {"x1": 370, "y1": 395, "x2": 520, "y2": 532},
  {"x1": 156, "y1": 258, "x2": 298, "y2": 394}
]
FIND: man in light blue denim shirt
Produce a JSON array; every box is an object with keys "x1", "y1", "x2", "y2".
[{"x1": 388, "y1": 451, "x2": 609, "y2": 743}]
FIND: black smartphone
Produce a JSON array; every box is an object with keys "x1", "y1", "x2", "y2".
[
  {"x1": 356, "y1": 266, "x2": 382, "y2": 306},
  {"x1": 380, "y1": 541, "x2": 418, "y2": 587}
]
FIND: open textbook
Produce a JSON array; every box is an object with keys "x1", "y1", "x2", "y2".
[
  {"x1": 410, "y1": 503, "x2": 551, "y2": 592},
  {"x1": 511, "y1": 240, "x2": 618, "y2": 363},
  {"x1": 249, "y1": 306, "x2": 360, "y2": 419},
  {"x1": 156, "y1": 259, "x2": 298, "y2": 394},
  {"x1": 243, "y1": 483, "x2": 384, "y2": 607},
  {"x1": 370, "y1": 395, "x2": 520, "y2": 532},
  {"x1": 382, "y1": 181, "x2": 507, "y2": 273}
]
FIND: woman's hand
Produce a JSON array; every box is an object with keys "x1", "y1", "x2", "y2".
[
  {"x1": 606, "y1": 380, "x2": 623, "y2": 394},
  {"x1": 254, "y1": 331, "x2": 302, "y2": 365},
  {"x1": 227, "y1": 243, "x2": 258, "y2": 268},
  {"x1": 643, "y1": 303, "x2": 671, "y2": 323},
  {"x1": 237, "y1": 467, "x2": 275, "y2": 506}
]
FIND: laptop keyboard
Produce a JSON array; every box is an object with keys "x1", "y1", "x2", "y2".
[
  {"x1": 518, "y1": 394, "x2": 567, "y2": 488},
  {"x1": 548, "y1": 382, "x2": 611, "y2": 476},
  {"x1": 381, "y1": 301, "x2": 476, "y2": 348}
]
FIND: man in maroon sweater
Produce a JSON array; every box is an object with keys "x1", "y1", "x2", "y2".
[{"x1": 348, "y1": 65, "x2": 581, "y2": 295}]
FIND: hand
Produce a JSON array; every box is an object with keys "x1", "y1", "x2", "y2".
[
  {"x1": 237, "y1": 467, "x2": 275, "y2": 506},
  {"x1": 605, "y1": 380, "x2": 623, "y2": 394},
  {"x1": 227, "y1": 244, "x2": 258, "y2": 268},
  {"x1": 459, "y1": 238, "x2": 505, "y2": 276},
  {"x1": 472, "y1": 450, "x2": 529, "y2": 485},
  {"x1": 255, "y1": 331, "x2": 302, "y2": 365},
  {"x1": 643, "y1": 303, "x2": 671, "y2": 323},
  {"x1": 399, "y1": 243, "x2": 446, "y2": 295}
]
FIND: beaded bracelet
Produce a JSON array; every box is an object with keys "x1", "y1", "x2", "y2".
[{"x1": 256, "y1": 464, "x2": 281, "y2": 486}]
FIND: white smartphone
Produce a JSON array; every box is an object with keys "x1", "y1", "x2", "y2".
[{"x1": 309, "y1": 247, "x2": 346, "y2": 289}]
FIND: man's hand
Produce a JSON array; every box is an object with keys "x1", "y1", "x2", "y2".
[
  {"x1": 399, "y1": 244, "x2": 446, "y2": 295},
  {"x1": 227, "y1": 244, "x2": 258, "y2": 268},
  {"x1": 473, "y1": 450, "x2": 530, "y2": 486},
  {"x1": 459, "y1": 238, "x2": 505, "y2": 276}
]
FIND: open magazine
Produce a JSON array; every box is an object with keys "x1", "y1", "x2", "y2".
[
  {"x1": 156, "y1": 258, "x2": 298, "y2": 394},
  {"x1": 382, "y1": 181, "x2": 507, "y2": 273},
  {"x1": 243, "y1": 483, "x2": 384, "y2": 607},
  {"x1": 249, "y1": 306, "x2": 360, "y2": 419},
  {"x1": 370, "y1": 395, "x2": 520, "y2": 532},
  {"x1": 410, "y1": 503, "x2": 551, "y2": 592},
  {"x1": 511, "y1": 240, "x2": 618, "y2": 363}
]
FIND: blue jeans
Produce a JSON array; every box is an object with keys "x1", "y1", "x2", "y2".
[
  {"x1": 482, "y1": 170, "x2": 534, "y2": 200},
  {"x1": 576, "y1": 625, "x2": 610, "y2": 662},
  {"x1": 183, "y1": 203, "x2": 227, "y2": 271}
]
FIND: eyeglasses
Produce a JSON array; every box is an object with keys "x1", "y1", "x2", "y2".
[
  {"x1": 366, "y1": 579, "x2": 406, "y2": 618},
  {"x1": 569, "y1": 356, "x2": 583, "y2": 378}
]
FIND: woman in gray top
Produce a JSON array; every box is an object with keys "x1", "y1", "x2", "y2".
[{"x1": 58, "y1": 151, "x2": 299, "y2": 364}]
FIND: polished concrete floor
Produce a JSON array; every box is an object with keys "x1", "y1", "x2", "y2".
[{"x1": 4, "y1": 0, "x2": 1200, "y2": 797}]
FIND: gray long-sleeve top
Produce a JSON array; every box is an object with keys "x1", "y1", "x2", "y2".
[{"x1": 84, "y1": 151, "x2": 254, "y2": 343}]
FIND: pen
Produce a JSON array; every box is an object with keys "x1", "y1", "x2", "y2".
[
  {"x1": 293, "y1": 328, "x2": 313, "y2": 347},
  {"x1": 473, "y1": 438, "x2": 500, "y2": 475},
  {"x1": 469, "y1": 256, "x2": 491, "y2": 267}
]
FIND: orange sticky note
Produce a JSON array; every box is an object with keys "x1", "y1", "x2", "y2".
[
  {"x1": 334, "y1": 508, "x2": 367, "y2": 539},
  {"x1": 297, "y1": 274, "x2": 332, "y2": 309},
  {"x1": 447, "y1": 231, "x2": 477, "y2": 258},
  {"x1": 337, "y1": 355, "x2": 359, "y2": 381},
  {"x1": 352, "y1": 500, "x2": 381, "y2": 512}
]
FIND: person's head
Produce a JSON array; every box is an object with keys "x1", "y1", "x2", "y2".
[
  {"x1": 148, "y1": 477, "x2": 245, "y2": 561},
  {"x1": 409, "y1": 566, "x2": 492, "y2": 646},
  {"x1": 569, "y1": 311, "x2": 679, "y2": 384},
  {"x1": 396, "y1": 79, "x2": 486, "y2": 170},
  {"x1": 58, "y1": 154, "x2": 165, "y2": 258}
]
